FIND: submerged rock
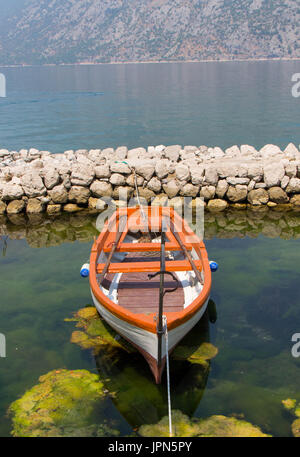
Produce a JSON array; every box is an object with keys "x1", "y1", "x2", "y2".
[
  {"x1": 172, "y1": 342, "x2": 218, "y2": 368},
  {"x1": 8, "y1": 369, "x2": 116, "y2": 437},
  {"x1": 66, "y1": 306, "x2": 135, "y2": 354},
  {"x1": 139, "y1": 410, "x2": 270, "y2": 437},
  {"x1": 282, "y1": 399, "x2": 300, "y2": 437}
]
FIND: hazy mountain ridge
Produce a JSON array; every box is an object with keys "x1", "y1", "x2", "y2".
[{"x1": 0, "y1": 0, "x2": 299, "y2": 65}]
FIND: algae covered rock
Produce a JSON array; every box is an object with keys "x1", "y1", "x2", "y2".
[
  {"x1": 292, "y1": 419, "x2": 300, "y2": 437},
  {"x1": 139, "y1": 410, "x2": 270, "y2": 437},
  {"x1": 282, "y1": 399, "x2": 300, "y2": 437},
  {"x1": 66, "y1": 306, "x2": 135, "y2": 354},
  {"x1": 282, "y1": 398, "x2": 297, "y2": 412},
  {"x1": 8, "y1": 369, "x2": 115, "y2": 437},
  {"x1": 172, "y1": 342, "x2": 218, "y2": 368}
]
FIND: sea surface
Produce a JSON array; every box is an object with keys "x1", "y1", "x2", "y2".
[
  {"x1": 0, "y1": 210, "x2": 299, "y2": 437},
  {"x1": 0, "y1": 61, "x2": 299, "y2": 437},
  {"x1": 0, "y1": 61, "x2": 299, "y2": 152}
]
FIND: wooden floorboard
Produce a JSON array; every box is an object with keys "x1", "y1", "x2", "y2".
[
  {"x1": 105, "y1": 252, "x2": 185, "y2": 314},
  {"x1": 117, "y1": 271, "x2": 184, "y2": 314}
]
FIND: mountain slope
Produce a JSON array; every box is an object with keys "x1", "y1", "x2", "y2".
[{"x1": 0, "y1": 0, "x2": 299, "y2": 65}]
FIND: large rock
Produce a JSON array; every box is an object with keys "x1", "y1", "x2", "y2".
[
  {"x1": 216, "y1": 180, "x2": 229, "y2": 198},
  {"x1": 126, "y1": 148, "x2": 146, "y2": 161},
  {"x1": 163, "y1": 180, "x2": 180, "y2": 198},
  {"x1": 0, "y1": 201, "x2": 6, "y2": 214},
  {"x1": 286, "y1": 177, "x2": 300, "y2": 193},
  {"x1": 217, "y1": 162, "x2": 240, "y2": 178},
  {"x1": 87, "y1": 149, "x2": 102, "y2": 164},
  {"x1": 110, "y1": 173, "x2": 126, "y2": 186},
  {"x1": 71, "y1": 164, "x2": 94, "y2": 186},
  {"x1": 247, "y1": 162, "x2": 264, "y2": 179},
  {"x1": 21, "y1": 172, "x2": 46, "y2": 198},
  {"x1": 180, "y1": 183, "x2": 199, "y2": 197},
  {"x1": 155, "y1": 159, "x2": 171, "y2": 179},
  {"x1": 213, "y1": 147, "x2": 224, "y2": 158},
  {"x1": 147, "y1": 177, "x2": 161, "y2": 193},
  {"x1": 100, "y1": 147, "x2": 114, "y2": 159},
  {"x1": 226, "y1": 185, "x2": 248, "y2": 202},
  {"x1": 226, "y1": 177, "x2": 250, "y2": 185},
  {"x1": 164, "y1": 145, "x2": 181, "y2": 162},
  {"x1": 248, "y1": 188, "x2": 269, "y2": 205},
  {"x1": 68, "y1": 186, "x2": 90, "y2": 204},
  {"x1": 94, "y1": 164, "x2": 111, "y2": 179},
  {"x1": 2, "y1": 182, "x2": 24, "y2": 201},
  {"x1": 90, "y1": 180, "x2": 113, "y2": 198},
  {"x1": 260, "y1": 144, "x2": 282, "y2": 157},
  {"x1": 7, "y1": 200, "x2": 25, "y2": 214},
  {"x1": 240, "y1": 145, "x2": 257, "y2": 155},
  {"x1": 112, "y1": 186, "x2": 133, "y2": 201},
  {"x1": 88, "y1": 197, "x2": 107, "y2": 212},
  {"x1": 290, "y1": 195, "x2": 300, "y2": 206},
  {"x1": 184, "y1": 145, "x2": 198, "y2": 152},
  {"x1": 115, "y1": 146, "x2": 128, "y2": 160},
  {"x1": 200, "y1": 186, "x2": 216, "y2": 201},
  {"x1": 42, "y1": 167, "x2": 60, "y2": 190},
  {"x1": 284, "y1": 143, "x2": 299, "y2": 157},
  {"x1": 26, "y1": 198, "x2": 45, "y2": 214},
  {"x1": 263, "y1": 163, "x2": 285, "y2": 187},
  {"x1": 207, "y1": 199, "x2": 228, "y2": 212},
  {"x1": 285, "y1": 163, "x2": 297, "y2": 178},
  {"x1": 204, "y1": 165, "x2": 218, "y2": 186},
  {"x1": 46, "y1": 204, "x2": 61, "y2": 215},
  {"x1": 134, "y1": 161, "x2": 155, "y2": 181},
  {"x1": 48, "y1": 185, "x2": 69, "y2": 204},
  {"x1": 63, "y1": 204, "x2": 83, "y2": 213},
  {"x1": 139, "y1": 410, "x2": 270, "y2": 437},
  {"x1": 225, "y1": 145, "x2": 240, "y2": 156},
  {"x1": 110, "y1": 161, "x2": 131, "y2": 174},
  {"x1": 191, "y1": 166, "x2": 204, "y2": 185},
  {"x1": 136, "y1": 187, "x2": 155, "y2": 202},
  {"x1": 281, "y1": 176, "x2": 290, "y2": 190},
  {"x1": 268, "y1": 187, "x2": 289, "y2": 204},
  {"x1": 126, "y1": 174, "x2": 144, "y2": 187},
  {"x1": 175, "y1": 164, "x2": 190, "y2": 181}
]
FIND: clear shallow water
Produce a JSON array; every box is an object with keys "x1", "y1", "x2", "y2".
[
  {"x1": 0, "y1": 61, "x2": 299, "y2": 153},
  {"x1": 0, "y1": 210, "x2": 299, "y2": 437}
]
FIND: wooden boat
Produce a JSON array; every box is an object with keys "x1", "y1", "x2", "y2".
[{"x1": 89, "y1": 206, "x2": 211, "y2": 383}]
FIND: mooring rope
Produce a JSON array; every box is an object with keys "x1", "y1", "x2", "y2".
[
  {"x1": 162, "y1": 315, "x2": 173, "y2": 437},
  {"x1": 115, "y1": 161, "x2": 147, "y2": 226}
]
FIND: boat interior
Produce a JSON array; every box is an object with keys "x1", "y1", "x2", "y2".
[{"x1": 97, "y1": 229, "x2": 203, "y2": 315}]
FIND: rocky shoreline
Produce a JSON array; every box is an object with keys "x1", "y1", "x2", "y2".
[{"x1": 1, "y1": 143, "x2": 300, "y2": 215}]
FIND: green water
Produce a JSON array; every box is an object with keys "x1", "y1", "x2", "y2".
[{"x1": 0, "y1": 210, "x2": 299, "y2": 436}]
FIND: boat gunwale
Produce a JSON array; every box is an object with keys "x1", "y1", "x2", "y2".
[{"x1": 89, "y1": 207, "x2": 211, "y2": 334}]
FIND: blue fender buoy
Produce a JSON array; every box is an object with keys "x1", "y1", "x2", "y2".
[
  {"x1": 209, "y1": 261, "x2": 219, "y2": 272},
  {"x1": 80, "y1": 263, "x2": 90, "y2": 278}
]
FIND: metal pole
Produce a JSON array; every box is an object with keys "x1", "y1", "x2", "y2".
[{"x1": 157, "y1": 222, "x2": 166, "y2": 369}]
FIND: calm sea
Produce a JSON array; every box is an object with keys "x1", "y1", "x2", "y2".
[{"x1": 0, "y1": 61, "x2": 299, "y2": 153}]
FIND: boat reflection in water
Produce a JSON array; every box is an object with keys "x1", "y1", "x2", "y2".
[{"x1": 94, "y1": 300, "x2": 217, "y2": 428}]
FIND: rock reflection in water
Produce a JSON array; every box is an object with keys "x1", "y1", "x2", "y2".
[{"x1": 1, "y1": 209, "x2": 300, "y2": 250}]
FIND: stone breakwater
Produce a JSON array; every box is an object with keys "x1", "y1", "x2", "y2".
[{"x1": 1, "y1": 143, "x2": 300, "y2": 215}]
